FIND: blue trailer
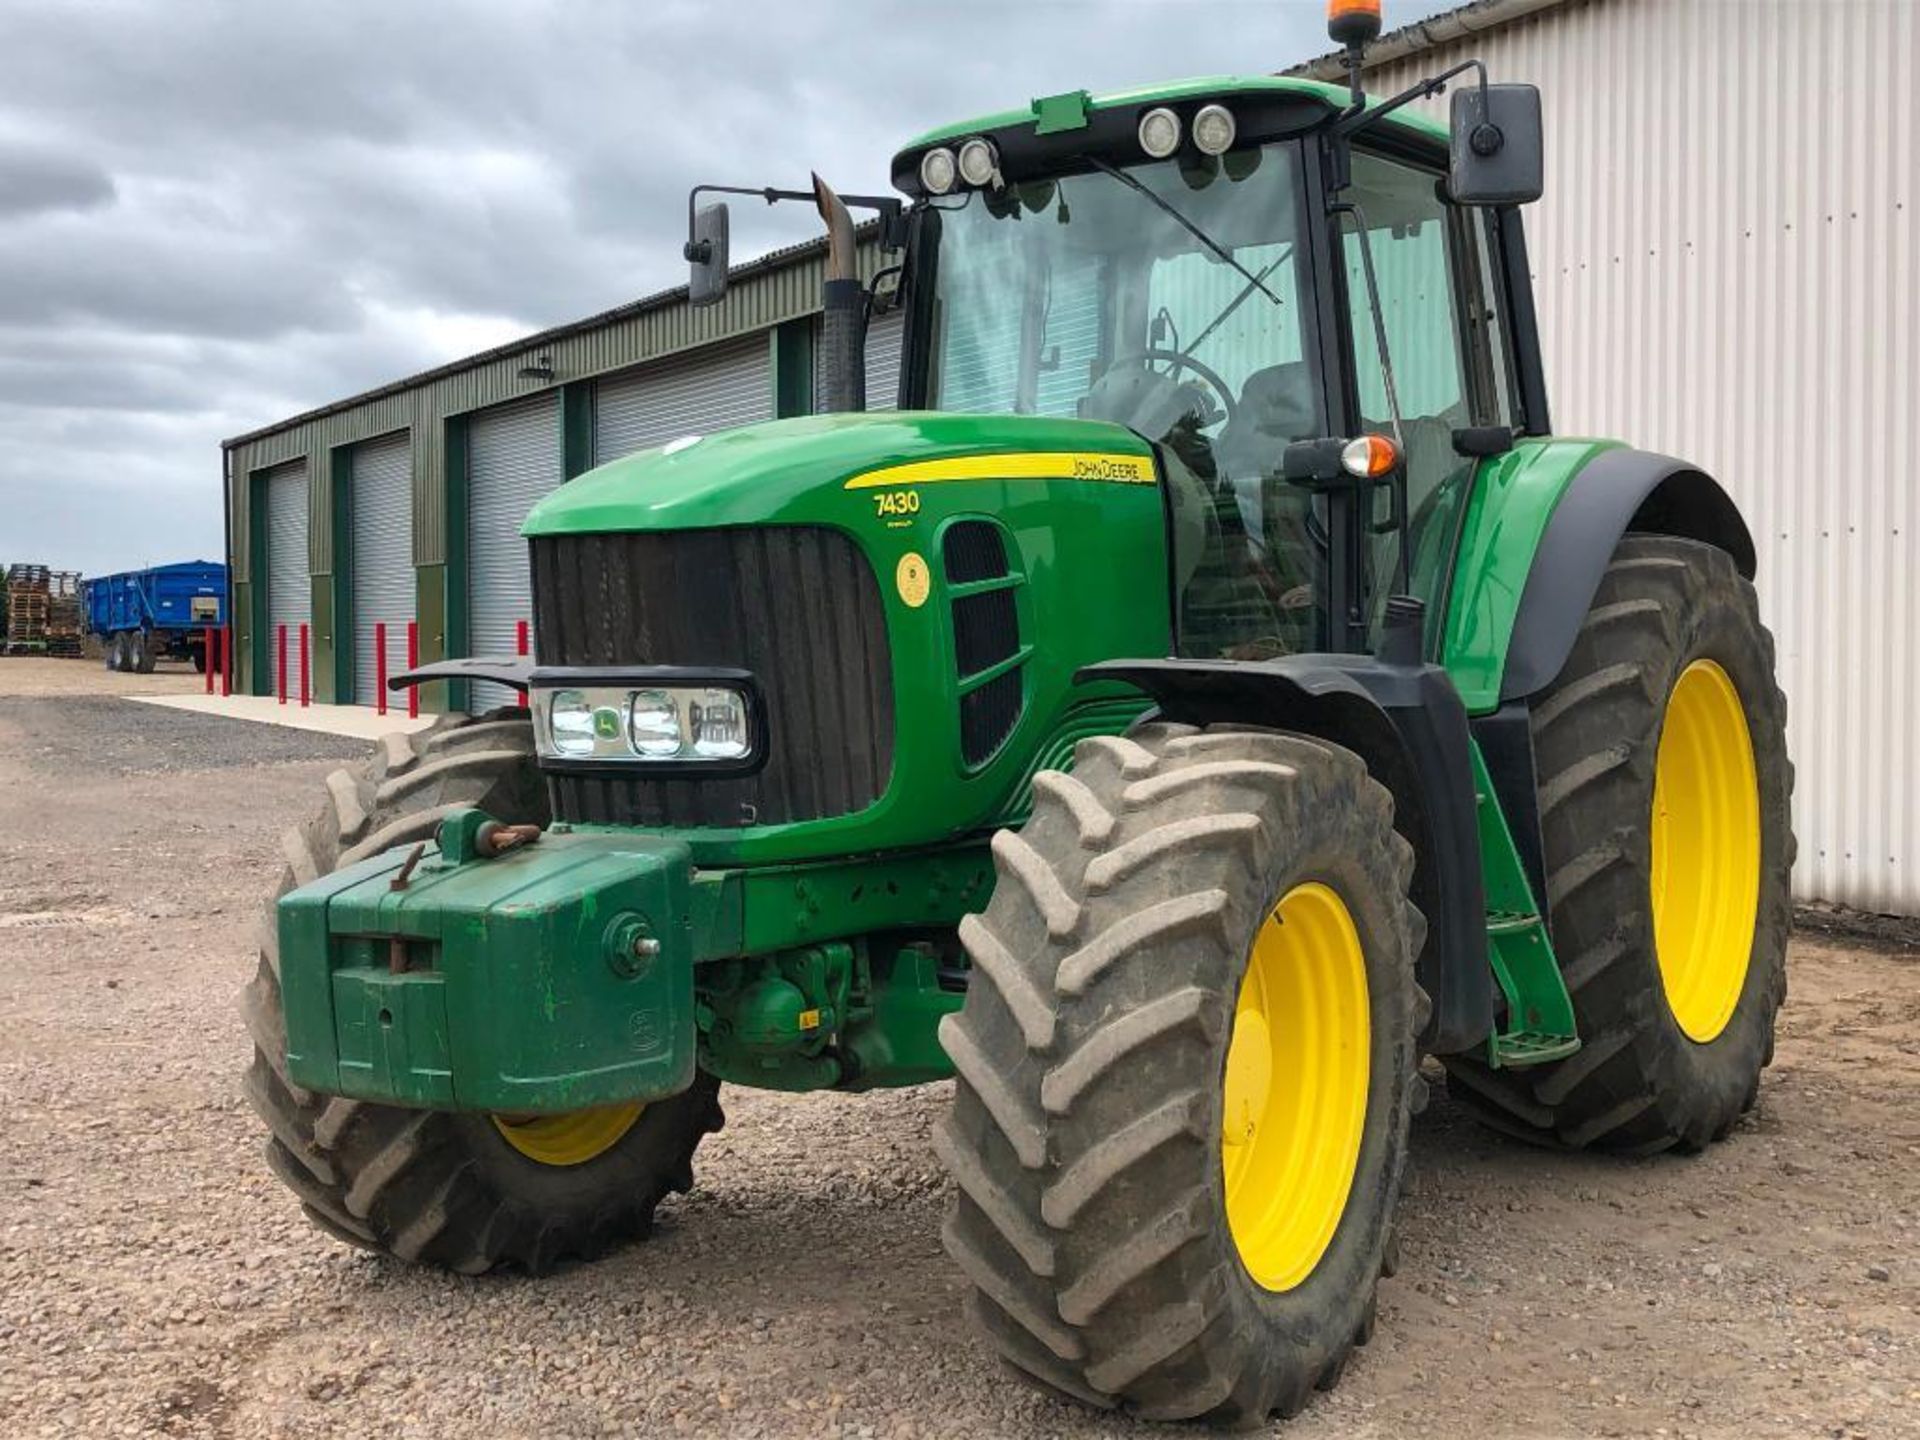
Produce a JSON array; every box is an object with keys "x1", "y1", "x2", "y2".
[{"x1": 84, "y1": 561, "x2": 228, "y2": 673}]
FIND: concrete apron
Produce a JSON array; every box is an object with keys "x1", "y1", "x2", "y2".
[{"x1": 127, "y1": 691, "x2": 440, "y2": 740}]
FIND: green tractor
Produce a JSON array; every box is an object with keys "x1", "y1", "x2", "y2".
[{"x1": 243, "y1": 5, "x2": 1792, "y2": 1424}]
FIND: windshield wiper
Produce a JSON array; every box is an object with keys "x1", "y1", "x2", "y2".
[
  {"x1": 1085, "y1": 156, "x2": 1282, "y2": 307},
  {"x1": 1182, "y1": 244, "x2": 1293, "y2": 360}
]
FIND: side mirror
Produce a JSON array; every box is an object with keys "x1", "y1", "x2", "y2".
[
  {"x1": 685, "y1": 202, "x2": 730, "y2": 307},
  {"x1": 1448, "y1": 83, "x2": 1543, "y2": 205}
]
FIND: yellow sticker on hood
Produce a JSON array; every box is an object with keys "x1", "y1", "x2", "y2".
[{"x1": 845, "y1": 451, "x2": 1156, "y2": 489}]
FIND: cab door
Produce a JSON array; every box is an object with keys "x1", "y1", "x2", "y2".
[{"x1": 1335, "y1": 147, "x2": 1520, "y2": 645}]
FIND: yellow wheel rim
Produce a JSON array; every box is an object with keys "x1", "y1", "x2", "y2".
[
  {"x1": 1222, "y1": 882, "x2": 1371, "y2": 1293},
  {"x1": 491, "y1": 1102, "x2": 645, "y2": 1166},
  {"x1": 1650, "y1": 659, "x2": 1761, "y2": 1043}
]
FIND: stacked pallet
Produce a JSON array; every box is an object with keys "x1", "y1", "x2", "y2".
[
  {"x1": 5, "y1": 564, "x2": 51, "y2": 654},
  {"x1": 46, "y1": 571, "x2": 82, "y2": 657}
]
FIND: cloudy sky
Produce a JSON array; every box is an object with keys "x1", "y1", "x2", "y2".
[{"x1": 0, "y1": 0, "x2": 1452, "y2": 575}]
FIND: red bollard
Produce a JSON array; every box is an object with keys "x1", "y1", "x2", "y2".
[
  {"x1": 221, "y1": 626, "x2": 232, "y2": 698},
  {"x1": 406, "y1": 621, "x2": 419, "y2": 720},
  {"x1": 298, "y1": 624, "x2": 310, "y2": 708},
  {"x1": 516, "y1": 619, "x2": 530, "y2": 706},
  {"x1": 203, "y1": 626, "x2": 215, "y2": 694},
  {"x1": 277, "y1": 624, "x2": 288, "y2": 705},
  {"x1": 375, "y1": 621, "x2": 388, "y2": 717}
]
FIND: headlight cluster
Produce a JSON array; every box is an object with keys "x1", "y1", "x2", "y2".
[
  {"x1": 535, "y1": 684, "x2": 755, "y2": 765},
  {"x1": 920, "y1": 136, "x2": 1000, "y2": 195}
]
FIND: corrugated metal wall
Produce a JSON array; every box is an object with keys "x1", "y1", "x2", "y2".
[
  {"x1": 264, "y1": 460, "x2": 309, "y2": 637},
  {"x1": 1360, "y1": 0, "x2": 1919, "y2": 911},
  {"x1": 468, "y1": 393, "x2": 562, "y2": 712},
  {"x1": 594, "y1": 334, "x2": 773, "y2": 463},
  {"x1": 350, "y1": 432, "x2": 413, "y2": 705}
]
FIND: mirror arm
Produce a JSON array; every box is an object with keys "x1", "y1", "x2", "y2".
[
  {"x1": 684, "y1": 183, "x2": 905, "y2": 261},
  {"x1": 1335, "y1": 57, "x2": 1488, "y2": 139}
]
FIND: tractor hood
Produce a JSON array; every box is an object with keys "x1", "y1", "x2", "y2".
[{"x1": 522, "y1": 410, "x2": 1156, "y2": 537}]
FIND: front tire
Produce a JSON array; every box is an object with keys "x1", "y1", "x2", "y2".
[
  {"x1": 1443, "y1": 535, "x2": 1793, "y2": 1152},
  {"x1": 939, "y1": 723, "x2": 1424, "y2": 1423},
  {"x1": 241, "y1": 713, "x2": 724, "y2": 1273}
]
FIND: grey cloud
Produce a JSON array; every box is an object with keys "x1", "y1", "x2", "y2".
[
  {"x1": 0, "y1": 142, "x2": 115, "y2": 218},
  {"x1": 0, "y1": 0, "x2": 1453, "y2": 574}
]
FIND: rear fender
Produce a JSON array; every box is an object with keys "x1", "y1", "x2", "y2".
[{"x1": 1080, "y1": 656, "x2": 1498, "y2": 1054}]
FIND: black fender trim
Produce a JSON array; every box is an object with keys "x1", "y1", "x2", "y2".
[
  {"x1": 1501, "y1": 449, "x2": 1755, "y2": 702},
  {"x1": 1081, "y1": 655, "x2": 1498, "y2": 1055},
  {"x1": 388, "y1": 656, "x2": 532, "y2": 692}
]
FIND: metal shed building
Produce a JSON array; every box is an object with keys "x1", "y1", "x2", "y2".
[
  {"x1": 221, "y1": 231, "x2": 898, "y2": 720},
  {"x1": 225, "y1": 0, "x2": 1916, "y2": 914}
]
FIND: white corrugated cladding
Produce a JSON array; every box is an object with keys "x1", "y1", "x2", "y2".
[
  {"x1": 594, "y1": 334, "x2": 772, "y2": 463},
  {"x1": 814, "y1": 309, "x2": 907, "y2": 412},
  {"x1": 349, "y1": 432, "x2": 412, "y2": 706},
  {"x1": 468, "y1": 393, "x2": 560, "y2": 711},
  {"x1": 1357, "y1": 0, "x2": 1919, "y2": 913},
  {"x1": 264, "y1": 460, "x2": 309, "y2": 648}
]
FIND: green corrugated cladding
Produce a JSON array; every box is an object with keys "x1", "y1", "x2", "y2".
[{"x1": 222, "y1": 235, "x2": 890, "y2": 696}]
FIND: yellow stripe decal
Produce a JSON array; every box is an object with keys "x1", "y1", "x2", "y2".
[{"x1": 844, "y1": 451, "x2": 1157, "y2": 490}]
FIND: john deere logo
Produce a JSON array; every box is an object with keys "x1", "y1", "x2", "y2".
[{"x1": 592, "y1": 707, "x2": 623, "y2": 740}]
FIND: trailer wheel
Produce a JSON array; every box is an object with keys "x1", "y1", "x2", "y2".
[
  {"x1": 104, "y1": 632, "x2": 123, "y2": 671},
  {"x1": 191, "y1": 645, "x2": 207, "y2": 673},
  {"x1": 1442, "y1": 535, "x2": 1792, "y2": 1152},
  {"x1": 129, "y1": 628, "x2": 156, "y2": 674},
  {"x1": 940, "y1": 723, "x2": 1424, "y2": 1423},
  {"x1": 241, "y1": 712, "x2": 725, "y2": 1273}
]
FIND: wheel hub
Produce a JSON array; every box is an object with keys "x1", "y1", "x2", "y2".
[
  {"x1": 491, "y1": 1102, "x2": 646, "y2": 1166},
  {"x1": 1222, "y1": 881, "x2": 1371, "y2": 1293},
  {"x1": 1650, "y1": 658, "x2": 1761, "y2": 1043}
]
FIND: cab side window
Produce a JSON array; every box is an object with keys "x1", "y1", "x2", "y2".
[{"x1": 1340, "y1": 150, "x2": 1516, "y2": 624}]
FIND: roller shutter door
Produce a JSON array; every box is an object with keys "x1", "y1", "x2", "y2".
[
  {"x1": 593, "y1": 334, "x2": 773, "y2": 464},
  {"x1": 350, "y1": 432, "x2": 412, "y2": 705},
  {"x1": 815, "y1": 308, "x2": 906, "y2": 413},
  {"x1": 264, "y1": 461, "x2": 309, "y2": 670},
  {"x1": 468, "y1": 393, "x2": 560, "y2": 711}
]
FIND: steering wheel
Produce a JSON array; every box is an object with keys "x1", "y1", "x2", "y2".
[{"x1": 1104, "y1": 348, "x2": 1238, "y2": 429}]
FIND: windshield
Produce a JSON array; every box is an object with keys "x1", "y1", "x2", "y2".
[{"x1": 923, "y1": 142, "x2": 1327, "y2": 657}]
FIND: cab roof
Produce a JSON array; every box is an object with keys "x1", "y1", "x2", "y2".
[{"x1": 895, "y1": 74, "x2": 1448, "y2": 172}]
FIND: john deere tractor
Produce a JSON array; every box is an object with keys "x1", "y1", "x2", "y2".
[{"x1": 243, "y1": 3, "x2": 1791, "y2": 1423}]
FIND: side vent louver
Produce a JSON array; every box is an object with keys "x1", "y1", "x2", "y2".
[{"x1": 943, "y1": 520, "x2": 1026, "y2": 767}]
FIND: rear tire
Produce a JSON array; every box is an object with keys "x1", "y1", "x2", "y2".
[
  {"x1": 241, "y1": 713, "x2": 724, "y2": 1273},
  {"x1": 1443, "y1": 535, "x2": 1793, "y2": 1152},
  {"x1": 129, "y1": 628, "x2": 155, "y2": 674},
  {"x1": 939, "y1": 723, "x2": 1424, "y2": 1423}
]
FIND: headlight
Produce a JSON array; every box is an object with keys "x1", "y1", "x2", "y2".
[
  {"x1": 687, "y1": 688, "x2": 750, "y2": 760},
  {"x1": 547, "y1": 689, "x2": 598, "y2": 757},
  {"x1": 919, "y1": 147, "x2": 957, "y2": 195},
  {"x1": 629, "y1": 689, "x2": 682, "y2": 758},
  {"x1": 1192, "y1": 104, "x2": 1236, "y2": 156},
  {"x1": 533, "y1": 679, "x2": 760, "y2": 769},
  {"x1": 1138, "y1": 107, "x2": 1182, "y2": 159},
  {"x1": 956, "y1": 137, "x2": 999, "y2": 189}
]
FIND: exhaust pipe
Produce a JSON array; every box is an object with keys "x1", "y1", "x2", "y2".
[{"x1": 812, "y1": 172, "x2": 866, "y2": 413}]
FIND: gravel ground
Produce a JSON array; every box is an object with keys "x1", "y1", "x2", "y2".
[{"x1": 0, "y1": 672, "x2": 1915, "y2": 1439}]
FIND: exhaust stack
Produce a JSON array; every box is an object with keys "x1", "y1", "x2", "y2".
[{"x1": 812, "y1": 173, "x2": 866, "y2": 413}]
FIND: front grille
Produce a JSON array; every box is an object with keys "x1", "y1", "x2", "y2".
[{"x1": 530, "y1": 527, "x2": 894, "y2": 828}]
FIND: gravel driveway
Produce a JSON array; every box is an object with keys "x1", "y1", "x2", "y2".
[{"x1": 0, "y1": 663, "x2": 1914, "y2": 1439}]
